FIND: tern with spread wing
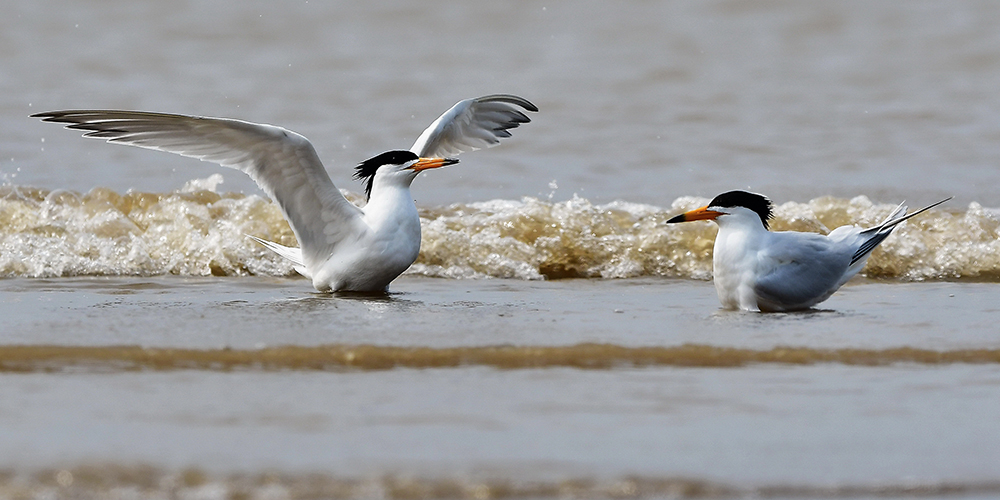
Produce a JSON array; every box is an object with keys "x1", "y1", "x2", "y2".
[
  {"x1": 667, "y1": 190, "x2": 950, "y2": 312},
  {"x1": 33, "y1": 94, "x2": 537, "y2": 292}
]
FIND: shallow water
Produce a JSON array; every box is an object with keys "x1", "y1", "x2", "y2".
[
  {"x1": 3, "y1": 0, "x2": 1000, "y2": 498},
  {"x1": 4, "y1": 365, "x2": 1000, "y2": 488},
  {"x1": 2, "y1": 276, "x2": 1000, "y2": 499},
  {"x1": 1, "y1": 276, "x2": 998, "y2": 351}
]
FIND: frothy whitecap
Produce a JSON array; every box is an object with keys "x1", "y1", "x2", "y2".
[{"x1": 1, "y1": 183, "x2": 994, "y2": 281}]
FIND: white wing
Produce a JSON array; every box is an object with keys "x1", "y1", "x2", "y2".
[
  {"x1": 410, "y1": 94, "x2": 538, "y2": 158},
  {"x1": 32, "y1": 110, "x2": 365, "y2": 269}
]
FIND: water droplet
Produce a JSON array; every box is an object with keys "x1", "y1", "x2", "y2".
[{"x1": 56, "y1": 470, "x2": 74, "y2": 487}]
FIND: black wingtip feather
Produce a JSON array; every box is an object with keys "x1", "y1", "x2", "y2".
[
  {"x1": 850, "y1": 232, "x2": 891, "y2": 266},
  {"x1": 508, "y1": 111, "x2": 530, "y2": 123},
  {"x1": 474, "y1": 95, "x2": 539, "y2": 113},
  {"x1": 30, "y1": 111, "x2": 63, "y2": 120}
]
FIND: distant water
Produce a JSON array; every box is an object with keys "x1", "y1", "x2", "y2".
[{"x1": 8, "y1": 1, "x2": 1000, "y2": 208}]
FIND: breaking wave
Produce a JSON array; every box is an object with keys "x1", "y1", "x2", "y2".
[
  {"x1": 4, "y1": 464, "x2": 1000, "y2": 500},
  {"x1": 1, "y1": 177, "x2": 996, "y2": 281}
]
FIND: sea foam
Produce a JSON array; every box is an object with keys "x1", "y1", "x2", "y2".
[{"x1": 1, "y1": 182, "x2": 995, "y2": 281}]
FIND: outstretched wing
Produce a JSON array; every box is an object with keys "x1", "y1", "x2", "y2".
[
  {"x1": 32, "y1": 110, "x2": 365, "y2": 269},
  {"x1": 410, "y1": 94, "x2": 538, "y2": 158}
]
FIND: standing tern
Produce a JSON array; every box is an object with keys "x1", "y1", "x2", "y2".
[
  {"x1": 33, "y1": 94, "x2": 537, "y2": 292},
  {"x1": 667, "y1": 190, "x2": 950, "y2": 312}
]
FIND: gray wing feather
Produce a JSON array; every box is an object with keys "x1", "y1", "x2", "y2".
[
  {"x1": 755, "y1": 197, "x2": 951, "y2": 310},
  {"x1": 32, "y1": 110, "x2": 364, "y2": 269},
  {"x1": 753, "y1": 233, "x2": 853, "y2": 310},
  {"x1": 410, "y1": 94, "x2": 537, "y2": 158}
]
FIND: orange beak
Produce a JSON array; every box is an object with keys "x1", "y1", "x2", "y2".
[
  {"x1": 409, "y1": 157, "x2": 459, "y2": 172},
  {"x1": 666, "y1": 206, "x2": 724, "y2": 223}
]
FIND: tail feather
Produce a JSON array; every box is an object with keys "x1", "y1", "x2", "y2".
[
  {"x1": 246, "y1": 235, "x2": 311, "y2": 278},
  {"x1": 850, "y1": 197, "x2": 951, "y2": 265}
]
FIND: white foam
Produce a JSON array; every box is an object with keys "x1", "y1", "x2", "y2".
[{"x1": 0, "y1": 184, "x2": 990, "y2": 282}]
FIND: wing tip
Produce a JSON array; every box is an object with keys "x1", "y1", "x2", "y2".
[
  {"x1": 30, "y1": 110, "x2": 70, "y2": 121},
  {"x1": 852, "y1": 195, "x2": 953, "y2": 264},
  {"x1": 474, "y1": 94, "x2": 539, "y2": 113}
]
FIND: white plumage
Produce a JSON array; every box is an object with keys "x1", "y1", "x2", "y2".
[
  {"x1": 34, "y1": 94, "x2": 537, "y2": 292},
  {"x1": 668, "y1": 190, "x2": 950, "y2": 312}
]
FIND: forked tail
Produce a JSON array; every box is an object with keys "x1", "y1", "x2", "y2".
[
  {"x1": 246, "y1": 235, "x2": 310, "y2": 278},
  {"x1": 850, "y1": 197, "x2": 952, "y2": 265}
]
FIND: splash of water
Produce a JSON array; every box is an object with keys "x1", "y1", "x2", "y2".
[{"x1": 1, "y1": 182, "x2": 994, "y2": 281}]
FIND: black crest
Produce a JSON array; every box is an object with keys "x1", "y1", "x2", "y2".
[
  {"x1": 708, "y1": 190, "x2": 774, "y2": 230},
  {"x1": 354, "y1": 150, "x2": 418, "y2": 200}
]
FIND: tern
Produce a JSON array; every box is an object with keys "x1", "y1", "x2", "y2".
[
  {"x1": 667, "y1": 190, "x2": 950, "y2": 312},
  {"x1": 33, "y1": 94, "x2": 537, "y2": 292}
]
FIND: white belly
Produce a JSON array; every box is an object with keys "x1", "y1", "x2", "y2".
[
  {"x1": 311, "y1": 204, "x2": 422, "y2": 292},
  {"x1": 712, "y1": 229, "x2": 761, "y2": 312}
]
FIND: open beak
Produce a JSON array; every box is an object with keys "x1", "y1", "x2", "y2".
[
  {"x1": 409, "y1": 157, "x2": 459, "y2": 172},
  {"x1": 666, "y1": 206, "x2": 724, "y2": 224}
]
